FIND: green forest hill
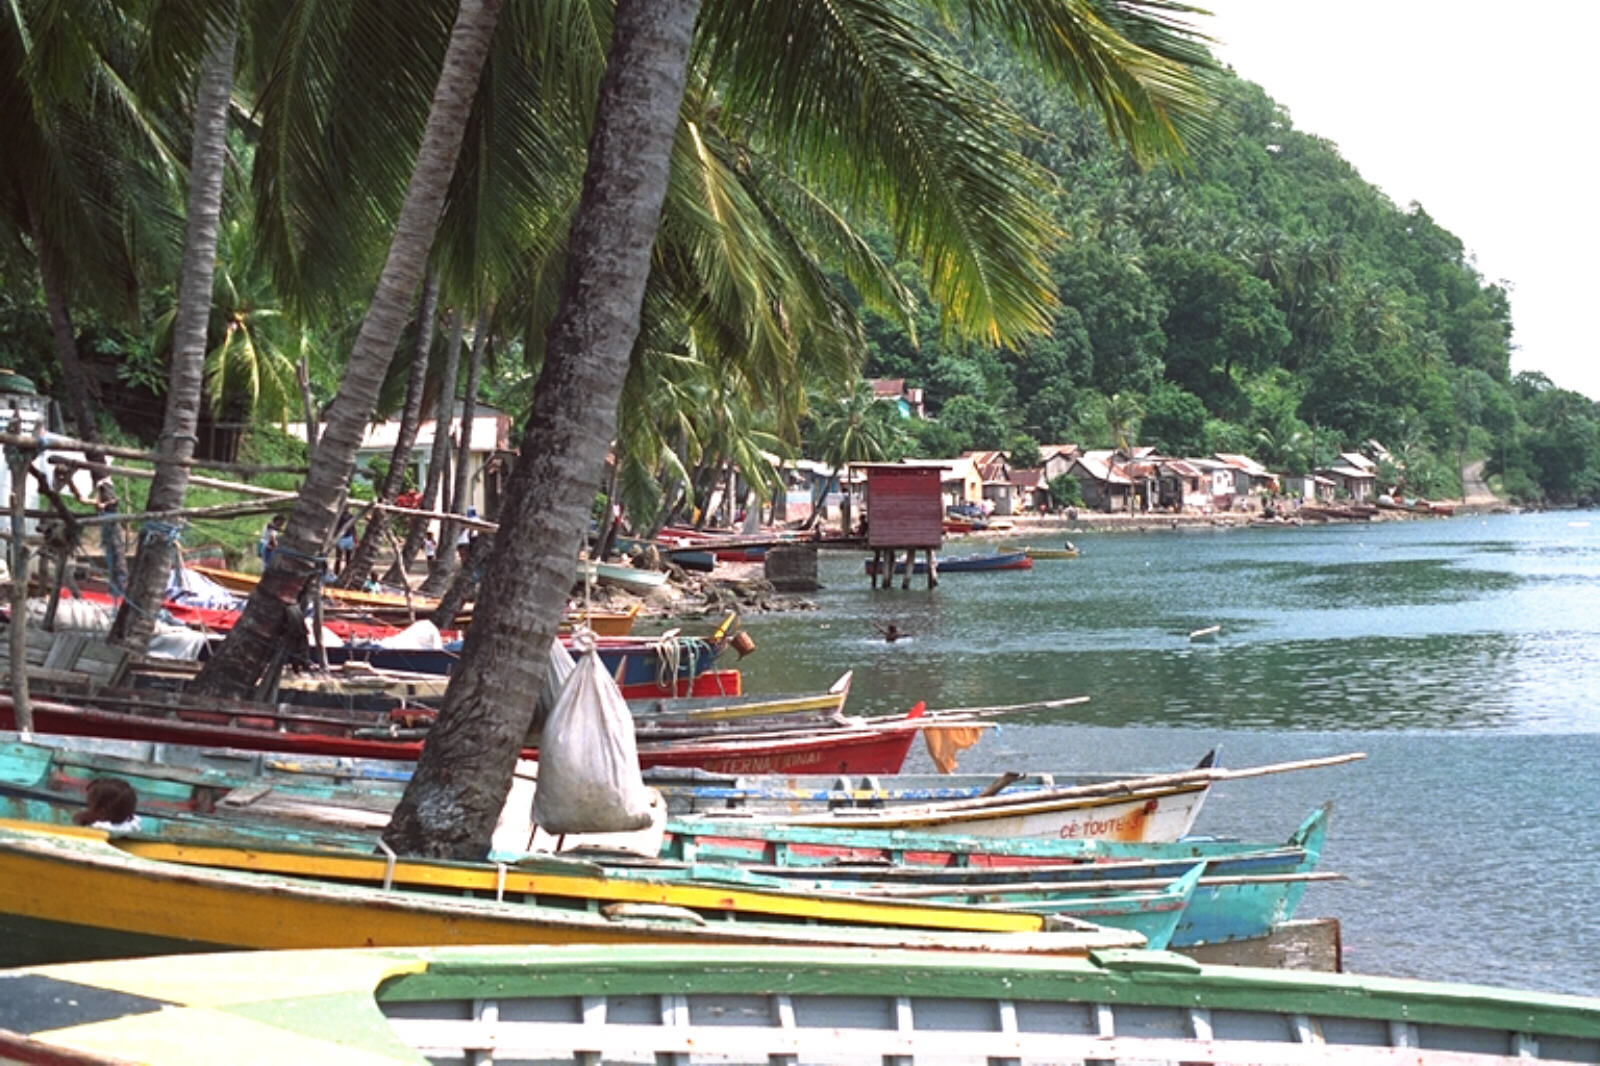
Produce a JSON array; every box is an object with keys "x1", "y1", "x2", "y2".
[{"x1": 839, "y1": 62, "x2": 1599, "y2": 506}]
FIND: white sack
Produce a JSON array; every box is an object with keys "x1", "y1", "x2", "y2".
[
  {"x1": 377, "y1": 619, "x2": 443, "y2": 650},
  {"x1": 535, "y1": 636, "x2": 577, "y2": 722},
  {"x1": 532, "y1": 648, "x2": 653, "y2": 834}
]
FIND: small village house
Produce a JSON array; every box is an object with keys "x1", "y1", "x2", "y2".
[
  {"x1": 1283, "y1": 472, "x2": 1338, "y2": 503},
  {"x1": 1213, "y1": 453, "x2": 1278, "y2": 499},
  {"x1": 1320, "y1": 452, "x2": 1378, "y2": 501},
  {"x1": 1065, "y1": 450, "x2": 1133, "y2": 512},
  {"x1": 287, "y1": 402, "x2": 513, "y2": 518},
  {"x1": 866, "y1": 378, "x2": 926, "y2": 419},
  {"x1": 1188, "y1": 458, "x2": 1239, "y2": 511},
  {"x1": 1011, "y1": 468, "x2": 1049, "y2": 511},
  {"x1": 963, "y1": 450, "x2": 1016, "y2": 516},
  {"x1": 939, "y1": 455, "x2": 984, "y2": 508},
  {"x1": 1039, "y1": 444, "x2": 1081, "y2": 483},
  {"x1": 1155, "y1": 459, "x2": 1208, "y2": 511}
]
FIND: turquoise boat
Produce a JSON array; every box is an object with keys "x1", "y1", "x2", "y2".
[
  {"x1": 0, "y1": 733, "x2": 1326, "y2": 948},
  {"x1": 653, "y1": 806, "x2": 1334, "y2": 948},
  {"x1": 4, "y1": 943, "x2": 1599, "y2": 1065},
  {"x1": 0, "y1": 757, "x2": 1205, "y2": 949}
]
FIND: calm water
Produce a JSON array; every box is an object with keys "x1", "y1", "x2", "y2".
[{"x1": 732, "y1": 511, "x2": 1600, "y2": 995}]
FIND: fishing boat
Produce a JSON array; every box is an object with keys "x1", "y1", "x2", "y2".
[
  {"x1": 1022, "y1": 544, "x2": 1080, "y2": 559},
  {"x1": 649, "y1": 805, "x2": 1334, "y2": 948},
  {"x1": 667, "y1": 754, "x2": 1363, "y2": 843},
  {"x1": 588, "y1": 560, "x2": 669, "y2": 594},
  {"x1": 7, "y1": 943, "x2": 1599, "y2": 1065},
  {"x1": 0, "y1": 820, "x2": 1140, "y2": 961},
  {"x1": 864, "y1": 550, "x2": 1033, "y2": 576},
  {"x1": 315, "y1": 630, "x2": 725, "y2": 686},
  {"x1": 1189, "y1": 624, "x2": 1222, "y2": 642},
  {"x1": 185, "y1": 563, "x2": 462, "y2": 623},
  {"x1": 0, "y1": 742, "x2": 1253, "y2": 949},
  {"x1": 0, "y1": 690, "x2": 958, "y2": 774}
]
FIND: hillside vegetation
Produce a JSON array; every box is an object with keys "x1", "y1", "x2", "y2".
[{"x1": 849, "y1": 59, "x2": 1598, "y2": 505}]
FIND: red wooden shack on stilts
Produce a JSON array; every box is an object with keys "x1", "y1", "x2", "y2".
[{"x1": 856, "y1": 462, "x2": 945, "y2": 589}]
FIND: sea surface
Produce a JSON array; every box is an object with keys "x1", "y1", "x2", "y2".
[{"x1": 733, "y1": 510, "x2": 1600, "y2": 996}]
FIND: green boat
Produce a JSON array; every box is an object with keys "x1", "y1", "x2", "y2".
[{"x1": 4, "y1": 943, "x2": 1598, "y2": 1065}]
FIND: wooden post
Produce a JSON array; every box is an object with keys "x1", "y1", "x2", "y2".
[
  {"x1": 6, "y1": 439, "x2": 32, "y2": 735},
  {"x1": 925, "y1": 547, "x2": 938, "y2": 589},
  {"x1": 869, "y1": 549, "x2": 879, "y2": 589},
  {"x1": 900, "y1": 546, "x2": 912, "y2": 589}
]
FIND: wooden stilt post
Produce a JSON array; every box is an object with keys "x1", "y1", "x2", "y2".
[
  {"x1": 900, "y1": 545, "x2": 912, "y2": 589},
  {"x1": 869, "y1": 549, "x2": 879, "y2": 589},
  {"x1": 926, "y1": 547, "x2": 938, "y2": 589},
  {"x1": 6, "y1": 436, "x2": 32, "y2": 735}
]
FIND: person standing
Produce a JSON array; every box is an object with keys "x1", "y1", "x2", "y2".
[
  {"x1": 258, "y1": 513, "x2": 285, "y2": 567},
  {"x1": 94, "y1": 475, "x2": 128, "y2": 597}
]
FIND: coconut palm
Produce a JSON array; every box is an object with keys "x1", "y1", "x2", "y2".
[
  {"x1": 192, "y1": 0, "x2": 505, "y2": 697},
  {"x1": 1103, "y1": 391, "x2": 1144, "y2": 453},
  {"x1": 109, "y1": 6, "x2": 239, "y2": 647},
  {"x1": 0, "y1": 0, "x2": 184, "y2": 442},
  {"x1": 385, "y1": 0, "x2": 1214, "y2": 856},
  {"x1": 807, "y1": 380, "x2": 910, "y2": 530}
]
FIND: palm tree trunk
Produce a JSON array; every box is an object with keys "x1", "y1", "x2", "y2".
[
  {"x1": 192, "y1": 0, "x2": 505, "y2": 699},
  {"x1": 423, "y1": 303, "x2": 487, "y2": 594},
  {"x1": 390, "y1": 310, "x2": 463, "y2": 581},
  {"x1": 383, "y1": 0, "x2": 701, "y2": 858},
  {"x1": 340, "y1": 273, "x2": 438, "y2": 588},
  {"x1": 427, "y1": 530, "x2": 491, "y2": 630},
  {"x1": 110, "y1": 14, "x2": 238, "y2": 648},
  {"x1": 25, "y1": 197, "x2": 99, "y2": 447}
]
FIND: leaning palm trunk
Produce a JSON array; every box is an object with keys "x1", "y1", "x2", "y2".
[
  {"x1": 192, "y1": 0, "x2": 505, "y2": 699},
  {"x1": 110, "y1": 15, "x2": 238, "y2": 648},
  {"x1": 423, "y1": 304, "x2": 487, "y2": 594},
  {"x1": 340, "y1": 274, "x2": 439, "y2": 588},
  {"x1": 25, "y1": 197, "x2": 99, "y2": 448},
  {"x1": 428, "y1": 530, "x2": 491, "y2": 630},
  {"x1": 390, "y1": 311, "x2": 463, "y2": 582},
  {"x1": 383, "y1": 0, "x2": 701, "y2": 858}
]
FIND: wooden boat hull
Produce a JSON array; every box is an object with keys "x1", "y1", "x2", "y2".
[
  {"x1": 1022, "y1": 546, "x2": 1080, "y2": 559},
  {"x1": 590, "y1": 561, "x2": 669, "y2": 594},
  {"x1": 317, "y1": 637, "x2": 720, "y2": 686},
  {"x1": 0, "y1": 694, "x2": 915, "y2": 774},
  {"x1": 659, "y1": 806, "x2": 1331, "y2": 947},
  {"x1": 0, "y1": 822, "x2": 1139, "y2": 960},
  {"x1": 6, "y1": 944, "x2": 1599, "y2": 1066}
]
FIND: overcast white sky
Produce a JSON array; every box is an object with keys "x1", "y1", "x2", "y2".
[{"x1": 1198, "y1": 0, "x2": 1600, "y2": 400}]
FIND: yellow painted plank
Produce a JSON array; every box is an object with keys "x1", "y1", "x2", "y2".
[
  {"x1": 117, "y1": 840, "x2": 1042, "y2": 934},
  {"x1": 32, "y1": 1007, "x2": 422, "y2": 1066},
  {"x1": 30, "y1": 951, "x2": 425, "y2": 1009}
]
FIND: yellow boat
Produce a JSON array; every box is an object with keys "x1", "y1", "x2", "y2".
[
  {"x1": 0, "y1": 820, "x2": 1139, "y2": 958},
  {"x1": 190, "y1": 564, "x2": 640, "y2": 634},
  {"x1": 1022, "y1": 545, "x2": 1080, "y2": 559}
]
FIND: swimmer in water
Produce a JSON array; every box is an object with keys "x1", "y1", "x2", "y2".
[{"x1": 875, "y1": 622, "x2": 903, "y2": 643}]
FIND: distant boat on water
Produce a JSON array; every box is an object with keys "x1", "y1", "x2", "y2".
[{"x1": 1188, "y1": 625, "x2": 1221, "y2": 643}]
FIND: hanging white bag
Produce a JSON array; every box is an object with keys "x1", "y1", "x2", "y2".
[{"x1": 532, "y1": 634, "x2": 654, "y2": 834}]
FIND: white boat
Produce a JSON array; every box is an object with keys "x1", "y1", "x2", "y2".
[
  {"x1": 589, "y1": 560, "x2": 669, "y2": 593},
  {"x1": 7, "y1": 944, "x2": 1598, "y2": 1065},
  {"x1": 1189, "y1": 624, "x2": 1221, "y2": 642}
]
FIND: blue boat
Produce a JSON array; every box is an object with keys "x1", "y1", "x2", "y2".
[{"x1": 321, "y1": 636, "x2": 721, "y2": 686}]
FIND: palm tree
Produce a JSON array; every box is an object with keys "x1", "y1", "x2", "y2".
[
  {"x1": 384, "y1": 0, "x2": 1215, "y2": 857},
  {"x1": 338, "y1": 274, "x2": 439, "y2": 589},
  {"x1": 0, "y1": 1, "x2": 181, "y2": 442},
  {"x1": 1104, "y1": 392, "x2": 1144, "y2": 454},
  {"x1": 109, "y1": 7, "x2": 240, "y2": 648},
  {"x1": 192, "y1": 0, "x2": 505, "y2": 697},
  {"x1": 808, "y1": 381, "x2": 909, "y2": 530}
]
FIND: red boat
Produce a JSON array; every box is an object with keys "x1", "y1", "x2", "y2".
[{"x1": 0, "y1": 691, "x2": 920, "y2": 775}]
